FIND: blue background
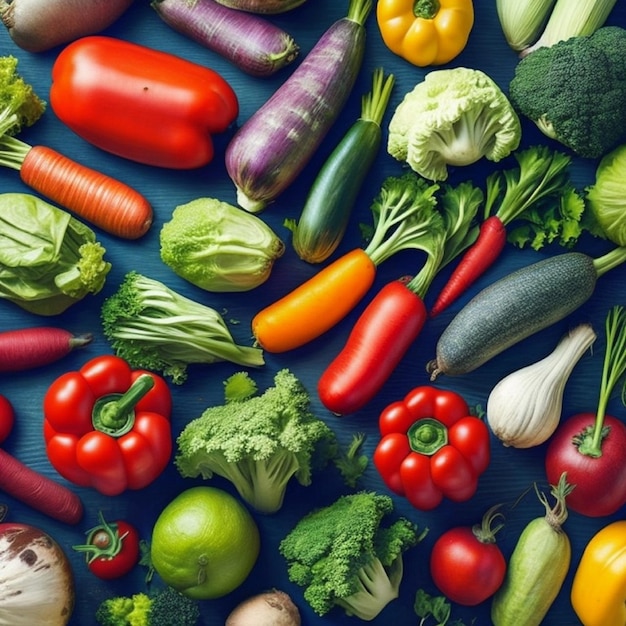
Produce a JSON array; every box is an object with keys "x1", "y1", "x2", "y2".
[{"x1": 1, "y1": 1, "x2": 625, "y2": 624}]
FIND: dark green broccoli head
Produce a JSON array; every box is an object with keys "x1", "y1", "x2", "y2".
[{"x1": 509, "y1": 26, "x2": 626, "y2": 159}]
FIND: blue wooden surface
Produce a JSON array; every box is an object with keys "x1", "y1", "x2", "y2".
[{"x1": 0, "y1": 1, "x2": 625, "y2": 624}]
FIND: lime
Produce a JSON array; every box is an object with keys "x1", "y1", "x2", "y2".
[{"x1": 151, "y1": 486, "x2": 260, "y2": 599}]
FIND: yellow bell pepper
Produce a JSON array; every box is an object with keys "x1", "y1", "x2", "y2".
[
  {"x1": 376, "y1": 0, "x2": 474, "y2": 67},
  {"x1": 571, "y1": 520, "x2": 626, "y2": 626}
]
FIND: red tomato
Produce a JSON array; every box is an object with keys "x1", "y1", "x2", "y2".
[
  {"x1": 429, "y1": 508, "x2": 506, "y2": 606},
  {"x1": 0, "y1": 395, "x2": 14, "y2": 444},
  {"x1": 545, "y1": 412, "x2": 626, "y2": 517},
  {"x1": 74, "y1": 514, "x2": 140, "y2": 580}
]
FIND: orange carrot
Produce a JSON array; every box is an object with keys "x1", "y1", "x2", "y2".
[
  {"x1": 253, "y1": 173, "x2": 441, "y2": 353},
  {"x1": 20, "y1": 145, "x2": 153, "y2": 239},
  {"x1": 252, "y1": 248, "x2": 376, "y2": 353}
]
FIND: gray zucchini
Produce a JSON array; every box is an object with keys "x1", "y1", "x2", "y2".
[{"x1": 427, "y1": 252, "x2": 598, "y2": 378}]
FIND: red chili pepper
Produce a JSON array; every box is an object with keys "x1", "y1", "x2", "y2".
[
  {"x1": 73, "y1": 512, "x2": 140, "y2": 579},
  {"x1": 373, "y1": 385, "x2": 490, "y2": 511},
  {"x1": 43, "y1": 355, "x2": 173, "y2": 496},
  {"x1": 50, "y1": 36, "x2": 239, "y2": 169}
]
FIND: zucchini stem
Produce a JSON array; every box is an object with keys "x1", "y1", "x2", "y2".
[
  {"x1": 592, "y1": 245, "x2": 626, "y2": 277},
  {"x1": 360, "y1": 68, "x2": 395, "y2": 126}
]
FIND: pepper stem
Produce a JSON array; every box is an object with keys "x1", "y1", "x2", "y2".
[
  {"x1": 92, "y1": 374, "x2": 155, "y2": 437},
  {"x1": 407, "y1": 417, "x2": 448, "y2": 455},
  {"x1": 414, "y1": 0, "x2": 440, "y2": 19}
]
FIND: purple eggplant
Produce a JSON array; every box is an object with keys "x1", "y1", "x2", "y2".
[
  {"x1": 151, "y1": 0, "x2": 299, "y2": 77},
  {"x1": 214, "y1": 0, "x2": 308, "y2": 12},
  {"x1": 225, "y1": 0, "x2": 372, "y2": 213}
]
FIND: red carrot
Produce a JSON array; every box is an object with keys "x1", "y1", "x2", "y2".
[
  {"x1": 429, "y1": 215, "x2": 506, "y2": 317},
  {"x1": 0, "y1": 447, "x2": 84, "y2": 524},
  {"x1": 318, "y1": 181, "x2": 484, "y2": 415},
  {"x1": 20, "y1": 146, "x2": 153, "y2": 239},
  {"x1": 429, "y1": 146, "x2": 574, "y2": 317},
  {"x1": 0, "y1": 327, "x2": 92, "y2": 373},
  {"x1": 318, "y1": 278, "x2": 427, "y2": 415}
]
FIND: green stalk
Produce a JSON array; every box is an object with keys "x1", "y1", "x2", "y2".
[
  {"x1": 580, "y1": 306, "x2": 626, "y2": 455},
  {"x1": 525, "y1": 0, "x2": 618, "y2": 55}
]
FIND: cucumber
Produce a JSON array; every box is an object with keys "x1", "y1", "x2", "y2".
[
  {"x1": 291, "y1": 69, "x2": 394, "y2": 263},
  {"x1": 491, "y1": 476, "x2": 573, "y2": 625},
  {"x1": 427, "y1": 252, "x2": 598, "y2": 378}
]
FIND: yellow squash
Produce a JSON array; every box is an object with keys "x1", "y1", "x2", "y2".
[
  {"x1": 376, "y1": 0, "x2": 474, "y2": 66},
  {"x1": 571, "y1": 520, "x2": 626, "y2": 626}
]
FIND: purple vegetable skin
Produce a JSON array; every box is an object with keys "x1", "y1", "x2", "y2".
[
  {"x1": 151, "y1": 0, "x2": 299, "y2": 77},
  {"x1": 225, "y1": 0, "x2": 372, "y2": 213}
]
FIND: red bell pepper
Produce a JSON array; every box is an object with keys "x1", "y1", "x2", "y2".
[
  {"x1": 43, "y1": 355, "x2": 173, "y2": 496},
  {"x1": 50, "y1": 36, "x2": 239, "y2": 169},
  {"x1": 373, "y1": 385, "x2": 490, "y2": 511}
]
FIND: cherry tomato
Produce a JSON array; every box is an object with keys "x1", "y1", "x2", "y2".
[
  {"x1": 0, "y1": 394, "x2": 15, "y2": 444},
  {"x1": 73, "y1": 513, "x2": 140, "y2": 579},
  {"x1": 429, "y1": 506, "x2": 506, "y2": 606}
]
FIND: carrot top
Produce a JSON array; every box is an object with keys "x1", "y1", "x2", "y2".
[
  {"x1": 484, "y1": 145, "x2": 585, "y2": 250},
  {"x1": 406, "y1": 181, "x2": 484, "y2": 299},
  {"x1": 362, "y1": 172, "x2": 441, "y2": 267}
]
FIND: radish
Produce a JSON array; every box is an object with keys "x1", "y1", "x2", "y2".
[
  {"x1": 151, "y1": 0, "x2": 300, "y2": 77},
  {"x1": 225, "y1": 0, "x2": 372, "y2": 212},
  {"x1": 0, "y1": 327, "x2": 92, "y2": 373},
  {"x1": 0, "y1": 0, "x2": 133, "y2": 53}
]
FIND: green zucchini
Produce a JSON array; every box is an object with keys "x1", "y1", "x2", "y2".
[
  {"x1": 491, "y1": 475, "x2": 573, "y2": 625},
  {"x1": 427, "y1": 252, "x2": 598, "y2": 378},
  {"x1": 290, "y1": 69, "x2": 395, "y2": 263}
]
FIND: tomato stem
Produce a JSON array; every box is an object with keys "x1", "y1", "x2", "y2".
[
  {"x1": 92, "y1": 374, "x2": 155, "y2": 436},
  {"x1": 72, "y1": 511, "x2": 127, "y2": 562},
  {"x1": 407, "y1": 417, "x2": 448, "y2": 455}
]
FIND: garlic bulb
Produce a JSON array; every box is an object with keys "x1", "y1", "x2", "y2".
[{"x1": 486, "y1": 324, "x2": 596, "y2": 448}]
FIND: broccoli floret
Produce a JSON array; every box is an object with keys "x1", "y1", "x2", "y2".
[
  {"x1": 175, "y1": 369, "x2": 337, "y2": 514},
  {"x1": 279, "y1": 491, "x2": 425, "y2": 621},
  {"x1": 95, "y1": 588, "x2": 199, "y2": 626},
  {"x1": 387, "y1": 67, "x2": 521, "y2": 181},
  {"x1": 160, "y1": 197, "x2": 285, "y2": 292},
  {"x1": 95, "y1": 593, "x2": 152, "y2": 626},
  {"x1": 149, "y1": 586, "x2": 200, "y2": 626},
  {"x1": 100, "y1": 271, "x2": 264, "y2": 384},
  {"x1": 509, "y1": 26, "x2": 626, "y2": 159},
  {"x1": 0, "y1": 56, "x2": 45, "y2": 137}
]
